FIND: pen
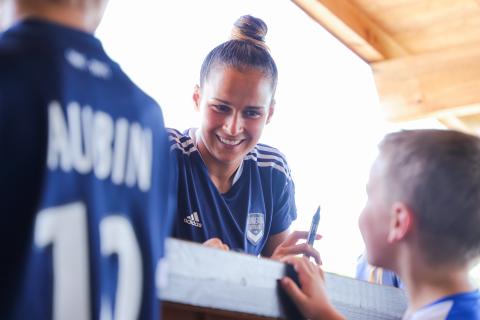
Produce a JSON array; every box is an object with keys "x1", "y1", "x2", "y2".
[{"x1": 304, "y1": 205, "x2": 321, "y2": 257}]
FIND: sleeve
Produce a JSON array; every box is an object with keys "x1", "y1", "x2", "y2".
[
  {"x1": 0, "y1": 74, "x2": 47, "y2": 313},
  {"x1": 165, "y1": 138, "x2": 178, "y2": 238},
  {"x1": 150, "y1": 115, "x2": 178, "y2": 259},
  {"x1": 270, "y1": 172, "x2": 297, "y2": 234}
]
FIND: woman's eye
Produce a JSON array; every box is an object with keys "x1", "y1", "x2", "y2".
[
  {"x1": 244, "y1": 110, "x2": 262, "y2": 118},
  {"x1": 213, "y1": 104, "x2": 230, "y2": 112}
]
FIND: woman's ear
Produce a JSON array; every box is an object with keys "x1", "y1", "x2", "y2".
[
  {"x1": 266, "y1": 99, "x2": 275, "y2": 124},
  {"x1": 193, "y1": 84, "x2": 201, "y2": 112},
  {"x1": 387, "y1": 202, "x2": 413, "y2": 243}
]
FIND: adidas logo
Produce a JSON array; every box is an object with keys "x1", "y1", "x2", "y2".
[{"x1": 184, "y1": 211, "x2": 202, "y2": 228}]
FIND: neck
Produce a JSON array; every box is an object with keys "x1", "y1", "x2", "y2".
[
  {"x1": 398, "y1": 251, "x2": 473, "y2": 315},
  {"x1": 4, "y1": 1, "x2": 104, "y2": 33},
  {"x1": 196, "y1": 135, "x2": 241, "y2": 194}
]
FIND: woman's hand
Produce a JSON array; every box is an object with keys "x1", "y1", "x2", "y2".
[
  {"x1": 270, "y1": 230, "x2": 322, "y2": 264},
  {"x1": 203, "y1": 237, "x2": 230, "y2": 251},
  {"x1": 281, "y1": 257, "x2": 345, "y2": 320}
]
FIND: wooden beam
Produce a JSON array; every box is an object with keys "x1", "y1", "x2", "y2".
[
  {"x1": 440, "y1": 113, "x2": 480, "y2": 136},
  {"x1": 161, "y1": 238, "x2": 407, "y2": 320},
  {"x1": 437, "y1": 116, "x2": 474, "y2": 135},
  {"x1": 291, "y1": 0, "x2": 409, "y2": 62},
  {"x1": 372, "y1": 43, "x2": 480, "y2": 122}
]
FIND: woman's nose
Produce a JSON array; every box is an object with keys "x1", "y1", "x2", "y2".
[{"x1": 224, "y1": 113, "x2": 243, "y2": 135}]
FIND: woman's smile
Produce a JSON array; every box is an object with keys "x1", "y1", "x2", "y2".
[{"x1": 216, "y1": 134, "x2": 245, "y2": 147}]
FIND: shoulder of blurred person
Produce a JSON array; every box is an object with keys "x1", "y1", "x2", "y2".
[{"x1": 0, "y1": 1, "x2": 176, "y2": 319}]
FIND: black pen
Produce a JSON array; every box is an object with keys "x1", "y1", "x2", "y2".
[{"x1": 304, "y1": 205, "x2": 321, "y2": 257}]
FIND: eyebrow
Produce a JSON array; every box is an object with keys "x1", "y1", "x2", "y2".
[
  {"x1": 211, "y1": 98, "x2": 265, "y2": 109},
  {"x1": 211, "y1": 98, "x2": 231, "y2": 105}
]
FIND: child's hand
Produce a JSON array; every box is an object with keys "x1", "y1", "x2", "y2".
[
  {"x1": 270, "y1": 231, "x2": 322, "y2": 264},
  {"x1": 202, "y1": 237, "x2": 229, "y2": 251},
  {"x1": 281, "y1": 257, "x2": 345, "y2": 320}
]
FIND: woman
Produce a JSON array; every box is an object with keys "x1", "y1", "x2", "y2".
[{"x1": 169, "y1": 15, "x2": 319, "y2": 260}]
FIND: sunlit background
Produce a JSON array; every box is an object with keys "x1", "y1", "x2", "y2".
[{"x1": 97, "y1": 0, "x2": 479, "y2": 283}]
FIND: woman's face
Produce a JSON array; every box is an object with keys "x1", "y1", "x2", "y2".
[{"x1": 194, "y1": 66, "x2": 274, "y2": 168}]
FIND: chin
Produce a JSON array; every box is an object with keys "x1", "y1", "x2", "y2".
[
  {"x1": 214, "y1": 145, "x2": 250, "y2": 162},
  {"x1": 364, "y1": 249, "x2": 381, "y2": 267},
  {"x1": 369, "y1": 254, "x2": 394, "y2": 270},
  {"x1": 216, "y1": 154, "x2": 244, "y2": 165},
  {"x1": 368, "y1": 258, "x2": 382, "y2": 268}
]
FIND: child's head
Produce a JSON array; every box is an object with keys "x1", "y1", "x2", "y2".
[
  {"x1": 360, "y1": 129, "x2": 480, "y2": 271},
  {"x1": 5, "y1": 0, "x2": 109, "y2": 32},
  {"x1": 193, "y1": 15, "x2": 277, "y2": 167}
]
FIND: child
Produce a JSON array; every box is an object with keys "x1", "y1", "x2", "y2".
[
  {"x1": 0, "y1": 0, "x2": 175, "y2": 318},
  {"x1": 169, "y1": 15, "x2": 319, "y2": 261},
  {"x1": 282, "y1": 130, "x2": 480, "y2": 319}
]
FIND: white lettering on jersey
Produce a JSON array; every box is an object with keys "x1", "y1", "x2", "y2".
[
  {"x1": 47, "y1": 101, "x2": 152, "y2": 191},
  {"x1": 111, "y1": 118, "x2": 129, "y2": 186},
  {"x1": 47, "y1": 101, "x2": 72, "y2": 172},
  {"x1": 65, "y1": 49, "x2": 111, "y2": 79},
  {"x1": 68, "y1": 102, "x2": 93, "y2": 174},
  {"x1": 125, "y1": 123, "x2": 152, "y2": 192},
  {"x1": 93, "y1": 110, "x2": 114, "y2": 180},
  {"x1": 35, "y1": 202, "x2": 144, "y2": 320}
]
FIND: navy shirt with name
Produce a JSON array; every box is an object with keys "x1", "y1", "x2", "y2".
[
  {"x1": 168, "y1": 128, "x2": 297, "y2": 255},
  {"x1": 0, "y1": 19, "x2": 175, "y2": 319}
]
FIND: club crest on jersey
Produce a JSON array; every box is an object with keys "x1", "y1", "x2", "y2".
[{"x1": 247, "y1": 213, "x2": 265, "y2": 245}]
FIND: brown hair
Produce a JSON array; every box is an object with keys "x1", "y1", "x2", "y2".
[
  {"x1": 199, "y1": 15, "x2": 278, "y2": 94},
  {"x1": 379, "y1": 129, "x2": 480, "y2": 266}
]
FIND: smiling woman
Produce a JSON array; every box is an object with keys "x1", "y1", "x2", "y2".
[{"x1": 166, "y1": 15, "x2": 312, "y2": 260}]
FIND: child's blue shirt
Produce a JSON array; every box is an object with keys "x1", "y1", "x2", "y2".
[{"x1": 405, "y1": 290, "x2": 480, "y2": 320}]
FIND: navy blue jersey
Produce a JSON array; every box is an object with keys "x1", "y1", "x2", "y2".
[
  {"x1": 404, "y1": 290, "x2": 480, "y2": 320},
  {"x1": 168, "y1": 128, "x2": 296, "y2": 255},
  {"x1": 0, "y1": 19, "x2": 175, "y2": 319}
]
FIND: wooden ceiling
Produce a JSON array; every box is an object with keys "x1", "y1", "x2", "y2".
[{"x1": 292, "y1": 0, "x2": 480, "y2": 134}]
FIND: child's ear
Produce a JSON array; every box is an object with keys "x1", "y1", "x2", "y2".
[
  {"x1": 387, "y1": 202, "x2": 413, "y2": 243},
  {"x1": 266, "y1": 99, "x2": 275, "y2": 124},
  {"x1": 193, "y1": 84, "x2": 201, "y2": 112}
]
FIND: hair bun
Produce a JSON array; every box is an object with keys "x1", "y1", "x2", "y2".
[{"x1": 231, "y1": 15, "x2": 269, "y2": 50}]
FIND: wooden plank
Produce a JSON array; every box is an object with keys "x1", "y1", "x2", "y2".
[
  {"x1": 161, "y1": 238, "x2": 407, "y2": 320},
  {"x1": 291, "y1": 0, "x2": 409, "y2": 62},
  {"x1": 351, "y1": 0, "x2": 480, "y2": 54},
  {"x1": 372, "y1": 43, "x2": 480, "y2": 122},
  {"x1": 437, "y1": 116, "x2": 473, "y2": 135},
  {"x1": 440, "y1": 113, "x2": 480, "y2": 136},
  {"x1": 163, "y1": 302, "x2": 268, "y2": 320},
  {"x1": 457, "y1": 113, "x2": 480, "y2": 135}
]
